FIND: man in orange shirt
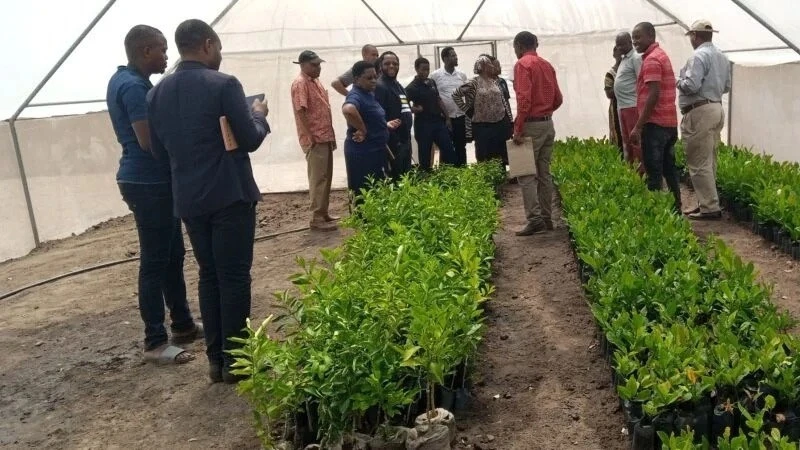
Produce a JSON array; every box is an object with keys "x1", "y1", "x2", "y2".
[
  {"x1": 291, "y1": 50, "x2": 339, "y2": 231},
  {"x1": 512, "y1": 31, "x2": 563, "y2": 236}
]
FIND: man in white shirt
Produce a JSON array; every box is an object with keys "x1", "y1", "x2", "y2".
[
  {"x1": 613, "y1": 31, "x2": 644, "y2": 173},
  {"x1": 430, "y1": 46, "x2": 467, "y2": 166}
]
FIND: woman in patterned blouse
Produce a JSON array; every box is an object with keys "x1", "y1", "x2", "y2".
[{"x1": 452, "y1": 55, "x2": 513, "y2": 163}]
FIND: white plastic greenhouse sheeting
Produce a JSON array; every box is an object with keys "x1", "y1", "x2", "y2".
[
  {"x1": 2, "y1": 0, "x2": 800, "y2": 263},
  {"x1": 730, "y1": 62, "x2": 800, "y2": 163}
]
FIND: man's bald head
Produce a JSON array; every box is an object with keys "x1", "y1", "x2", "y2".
[
  {"x1": 362, "y1": 44, "x2": 379, "y2": 63},
  {"x1": 615, "y1": 31, "x2": 633, "y2": 54}
]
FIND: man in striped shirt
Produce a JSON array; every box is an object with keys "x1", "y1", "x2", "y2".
[{"x1": 631, "y1": 22, "x2": 682, "y2": 213}]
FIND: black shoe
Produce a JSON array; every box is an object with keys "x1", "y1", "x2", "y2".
[
  {"x1": 222, "y1": 370, "x2": 247, "y2": 384},
  {"x1": 515, "y1": 221, "x2": 547, "y2": 236},
  {"x1": 544, "y1": 219, "x2": 554, "y2": 230},
  {"x1": 209, "y1": 363, "x2": 223, "y2": 383},
  {"x1": 209, "y1": 362, "x2": 248, "y2": 384},
  {"x1": 688, "y1": 211, "x2": 722, "y2": 220}
]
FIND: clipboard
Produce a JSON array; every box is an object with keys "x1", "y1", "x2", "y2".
[{"x1": 506, "y1": 137, "x2": 537, "y2": 178}]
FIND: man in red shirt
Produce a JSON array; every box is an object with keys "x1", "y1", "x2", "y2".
[
  {"x1": 630, "y1": 22, "x2": 682, "y2": 212},
  {"x1": 512, "y1": 31, "x2": 563, "y2": 236},
  {"x1": 291, "y1": 50, "x2": 339, "y2": 230}
]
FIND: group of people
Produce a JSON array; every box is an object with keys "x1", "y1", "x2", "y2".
[
  {"x1": 109, "y1": 17, "x2": 727, "y2": 380},
  {"x1": 107, "y1": 22, "x2": 564, "y2": 378},
  {"x1": 604, "y1": 20, "x2": 731, "y2": 220},
  {"x1": 320, "y1": 44, "x2": 517, "y2": 199},
  {"x1": 316, "y1": 32, "x2": 563, "y2": 237}
]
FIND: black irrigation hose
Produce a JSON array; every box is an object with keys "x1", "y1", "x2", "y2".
[{"x1": 0, "y1": 225, "x2": 311, "y2": 302}]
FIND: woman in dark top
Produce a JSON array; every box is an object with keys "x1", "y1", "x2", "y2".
[
  {"x1": 452, "y1": 55, "x2": 513, "y2": 163},
  {"x1": 342, "y1": 60, "x2": 400, "y2": 198},
  {"x1": 374, "y1": 51, "x2": 413, "y2": 180}
]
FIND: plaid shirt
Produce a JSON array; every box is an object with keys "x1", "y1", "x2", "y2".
[
  {"x1": 291, "y1": 73, "x2": 336, "y2": 151},
  {"x1": 636, "y1": 43, "x2": 678, "y2": 128},
  {"x1": 513, "y1": 51, "x2": 563, "y2": 135}
]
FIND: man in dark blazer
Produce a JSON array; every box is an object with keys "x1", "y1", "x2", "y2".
[{"x1": 147, "y1": 18, "x2": 269, "y2": 383}]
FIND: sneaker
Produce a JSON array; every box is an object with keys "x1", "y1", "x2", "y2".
[
  {"x1": 683, "y1": 207, "x2": 701, "y2": 215},
  {"x1": 515, "y1": 221, "x2": 547, "y2": 236},
  {"x1": 324, "y1": 214, "x2": 341, "y2": 222},
  {"x1": 544, "y1": 219, "x2": 554, "y2": 230}
]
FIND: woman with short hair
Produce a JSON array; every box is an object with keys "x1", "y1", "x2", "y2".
[
  {"x1": 452, "y1": 55, "x2": 513, "y2": 163},
  {"x1": 341, "y1": 60, "x2": 401, "y2": 200}
]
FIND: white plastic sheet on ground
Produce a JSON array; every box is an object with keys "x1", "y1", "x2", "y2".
[{"x1": 2, "y1": 0, "x2": 800, "y2": 262}]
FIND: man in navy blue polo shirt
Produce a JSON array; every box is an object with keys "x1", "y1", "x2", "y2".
[
  {"x1": 147, "y1": 19, "x2": 269, "y2": 383},
  {"x1": 107, "y1": 25, "x2": 201, "y2": 366}
]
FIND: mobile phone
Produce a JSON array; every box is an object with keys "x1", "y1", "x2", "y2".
[{"x1": 246, "y1": 93, "x2": 265, "y2": 104}]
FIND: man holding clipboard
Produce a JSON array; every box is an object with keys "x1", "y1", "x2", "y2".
[
  {"x1": 511, "y1": 31, "x2": 563, "y2": 236},
  {"x1": 147, "y1": 19, "x2": 270, "y2": 383}
]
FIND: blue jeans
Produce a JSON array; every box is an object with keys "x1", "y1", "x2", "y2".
[
  {"x1": 118, "y1": 182, "x2": 194, "y2": 351},
  {"x1": 414, "y1": 118, "x2": 454, "y2": 171},
  {"x1": 641, "y1": 123, "x2": 682, "y2": 211},
  {"x1": 183, "y1": 201, "x2": 256, "y2": 367}
]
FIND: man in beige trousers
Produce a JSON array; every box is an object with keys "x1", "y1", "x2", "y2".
[
  {"x1": 512, "y1": 31, "x2": 563, "y2": 236},
  {"x1": 291, "y1": 50, "x2": 339, "y2": 230},
  {"x1": 677, "y1": 20, "x2": 731, "y2": 220}
]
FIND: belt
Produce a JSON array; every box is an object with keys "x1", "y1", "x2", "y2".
[
  {"x1": 525, "y1": 116, "x2": 552, "y2": 122},
  {"x1": 681, "y1": 100, "x2": 720, "y2": 115}
]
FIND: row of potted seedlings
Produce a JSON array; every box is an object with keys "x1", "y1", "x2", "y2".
[
  {"x1": 229, "y1": 164, "x2": 505, "y2": 449},
  {"x1": 553, "y1": 138, "x2": 800, "y2": 449},
  {"x1": 676, "y1": 142, "x2": 800, "y2": 260}
]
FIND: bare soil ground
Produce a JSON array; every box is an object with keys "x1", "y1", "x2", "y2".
[
  {"x1": 454, "y1": 185, "x2": 627, "y2": 450},
  {"x1": 12, "y1": 186, "x2": 778, "y2": 449}
]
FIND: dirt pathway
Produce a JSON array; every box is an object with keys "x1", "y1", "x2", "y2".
[
  {"x1": 681, "y1": 189, "x2": 800, "y2": 329},
  {"x1": 455, "y1": 185, "x2": 627, "y2": 450}
]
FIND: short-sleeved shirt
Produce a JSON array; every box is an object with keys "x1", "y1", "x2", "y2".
[
  {"x1": 405, "y1": 77, "x2": 445, "y2": 122},
  {"x1": 614, "y1": 48, "x2": 642, "y2": 110},
  {"x1": 106, "y1": 65, "x2": 170, "y2": 184},
  {"x1": 344, "y1": 86, "x2": 389, "y2": 153},
  {"x1": 636, "y1": 43, "x2": 678, "y2": 128},
  {"x1": 291, "y1": 72, "x2": 336, "y2": 150},
  {"x1": 430, "y1": 67, "x2": 467, "y2": 118},
  {"x1": 338, "y1": 68, "x2": 355, "y2": 87}
]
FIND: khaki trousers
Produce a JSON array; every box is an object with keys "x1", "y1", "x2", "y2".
[
  {"x1": 681, "y1": 103, "x2": 724, "y2": 213},
  {"x1": 518, "y1": 120, "x2": 556, "y2": 224},
  {"x1": 306, "y1": 142, "x2": 334, "y2": 223}
]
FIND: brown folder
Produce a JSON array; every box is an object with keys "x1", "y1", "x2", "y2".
[{"x1": 220, "y1": 116, "x2": 238, "y2": 151}]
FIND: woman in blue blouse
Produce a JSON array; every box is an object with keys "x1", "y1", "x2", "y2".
[{"x1": 341, "y1": 60, "x2": 401, "y2": 198}]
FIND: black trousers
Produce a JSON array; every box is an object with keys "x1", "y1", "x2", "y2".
[
  {"x1": 642, "y1": 123, "x2": 682, "y2": 211},
  {"x1": 444, "y1": 116, "x2": 467, "y2": 167},
  {"x1": 183, "y1": 201, "x2": 256, "y2": 367}
]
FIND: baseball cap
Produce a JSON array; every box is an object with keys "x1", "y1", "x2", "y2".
[
  {"x1": 293, "y1": 50, "x2": 325, "y2": 64},
  {"x1": 686, "y1": 19, "x2": 719, "y2": 34}
]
